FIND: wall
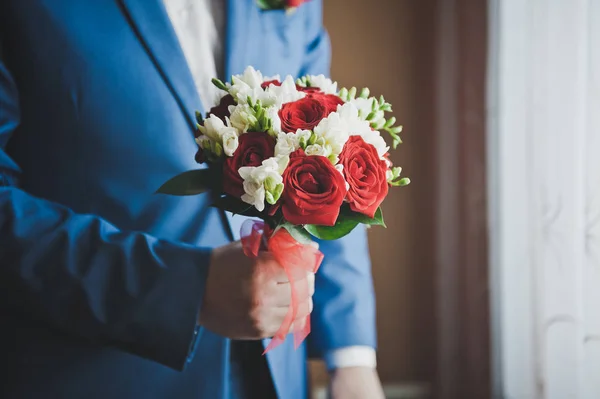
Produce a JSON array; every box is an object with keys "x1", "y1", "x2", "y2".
[
  {"x1": 489, "y1": 0, "x2": 600, "y2": 397},
  {"x1": 309, "y1": 0, "x2": 438, "y2": 390}
]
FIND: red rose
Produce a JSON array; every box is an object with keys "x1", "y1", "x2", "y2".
[
  {"x1": 279, "y1": 97, "x2": 327, "y2": 133},
  {"x1": 223, "y1": 132, "x2": 275, "y2": 198},
  {"x1": 261, "y1": 79, "x2": 282, "y2": 89},
  {"x1": 298, "y1": 86, "x2": 322, "y2": 94},
  {"x1": 309, "y1": 93, "x2": 344, "y2": 115},
  {"x1": 207, "y1": 94, "x2": 236, "y2": 122},
  {"x1": 339, "y1": 136, "x2": 389, "y2": 218},
  {"x1": 281, "y1": 150, "x2": 347, "y2": 226},
  {"x1": 286, "y1": 0, "x2": 309, "y2": 6}
]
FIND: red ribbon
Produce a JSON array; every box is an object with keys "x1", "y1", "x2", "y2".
[{"x1": 240, "y1": 220, "x2": 324, "y2": 353}]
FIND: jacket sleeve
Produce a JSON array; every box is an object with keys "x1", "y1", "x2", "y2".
[
  {"x1": 0, "y1": 43, "x2": 210, "y2": 372},
  {"x1": 300, "y1": 1, "x2": 378, "y2": 357}
]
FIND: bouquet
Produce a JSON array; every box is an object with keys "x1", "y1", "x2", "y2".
[{"x1": 158, "y1": 66, "x2": 409, "y2": 352}]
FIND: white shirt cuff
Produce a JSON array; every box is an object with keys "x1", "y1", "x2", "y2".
[{"x1": 323, "y1": 346, "x2": 377, "y2": 371}]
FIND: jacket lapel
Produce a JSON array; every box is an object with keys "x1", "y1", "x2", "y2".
[
  {"x1": 224, "y1": 0, "x2": 252, "y2": 79},
  {"x1": 117, "y1": 0, "x2": 203, "y2": 130}
]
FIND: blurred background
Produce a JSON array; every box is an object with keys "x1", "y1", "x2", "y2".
[
  {"x1": 310, "y1": 0, "x2": 600, "y2": 398},
  {"x1": 311, "y1": 0, "x2": 483, "y2": 397}
]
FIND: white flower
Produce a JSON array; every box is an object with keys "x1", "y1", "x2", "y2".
[
  {"x1": 196, "y1": 115, "x2": 240, "y2": 158},
  {"x1": 296, "y1": 129, "x2": 312, "y2": 146},
  {"x1": 351, "y1": 97, "x2": 376, "y2": 119},
  {"x1": 323, "y1": 103, "x2": 390, "y2": 159},
  {"x1": 305, "y1": 144, "x2": 329, "y2": 157},
  {"x1": 221, "y1": 130, "x2": 239, "y2": 157},
  {"x1": 227, "y1": 67, "x2": 278, "y2": 107},
  {"x1": 234, "y1": 87, "x2": 278, "y2": 107},
  {"x1": 228, "y1": 104, "x2": 257, "y2": 133},
  {"x1": 240, "y1": 180, "x2": 265, "y2": 211},
  {"x1": 305, "y1": 75, "x2": 338, "y2": 94},
  {"x1": 195, "y1": 135, "x2": 211, "y2": 150},
  {"x1": 266, "y1": 76, "x2": 305, "y2": 105},
  {"x1": 312, "y1": 113, "x2": 349, "y2": 159},
  {"x1": 198, "y1": 114, "x2": 232, "y2": 141},
  {"x1": 274, "y1": 154, "x2": 290, "y2": 174},
  {"x1": 238, "y1": 157, "x2": 286, "y2": 212},
  {"x1": 335, "y1": 103, "x2": 373, "y2": 136},
  {"x1": 275, "y1": 132, "x2": 299, "y2": 157},
  {"x1": 229, "y1": 66, "x2": 264, "y2": 91},
  {"x1": 274, "y1": 129, "x2": 312, "y2": 157},
  {"x1": 314, "y1": 103, "x2": 374, "y2": 159},
  {"x1": 265, "y1": 106, "x2": 282, "y2": 135}
]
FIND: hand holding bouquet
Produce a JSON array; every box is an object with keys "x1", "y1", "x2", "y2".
[{"x1": 158, "y1": 67, "x2": 409, "y2": 352}]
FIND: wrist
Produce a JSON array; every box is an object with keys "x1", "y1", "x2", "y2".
[{"x1": 324, "y1": 346, "x2": 377, "y2": 371}]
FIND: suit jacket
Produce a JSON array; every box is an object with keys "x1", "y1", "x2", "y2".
[{"x1": 0, "y1": 1, "x2": 377, "y2": 398}]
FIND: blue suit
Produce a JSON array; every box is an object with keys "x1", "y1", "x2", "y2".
[{"x1": 0, "y1": 1, "x2": 376, "y2": 398}]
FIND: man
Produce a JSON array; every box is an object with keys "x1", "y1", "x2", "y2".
[{"x1": 0, "y1": 0, "x2": 384, "y2": 398}]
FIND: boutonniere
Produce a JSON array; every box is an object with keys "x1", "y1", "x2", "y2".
[{"x1": 256, "y1": 0, "x2": 310, "y2": 14}]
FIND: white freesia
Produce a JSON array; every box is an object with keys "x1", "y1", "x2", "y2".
[
  {"x1": 198, "y1": 114, "x2": 236, "y2": 141},
  {"x1": 330, "y1": 103, "x2": 389, "y2": 159},
  {"x1": 296, "y1": 129, "x2": 312, "y2": 145},
  {"x1": 351, "y1": 97, "x2": 376, "y2": 119},
  {"x1": 265, "y1": 106, "x2": 282, "y2": 135},
  {"x1": 227, "y1": 67, "x2": 279, "y2": 107},
  {"x1": 196, "y1": 114, "x2": 240, "y2": 157},
  {"x1": 240, "y1": 180, "x2": 265, "y2": 212},
  {"x1": 275, "y1": 132, "x2": 299, "y2": 157},
  {"x1": 274, "y1": 154, "x2": 290, "y2": 174},
  {"x1": 228, "y1": 104, "x2": 256, "y2": 133},
  {"x1": 221, "y1": 130, "x2": 239, "y2": 157},
  {"x1": 312, "y1": 113, "x2": 349, "y2": 160},
  {"x1": 335, "y1": 103, "x2": 373, "y2": 136},
  {"x1": 229, "y1": 66, "x2": 264, "y2": 92},
  {"x1": 304, "y1": 74, "x2": 338, "y2": 94},
  {"x1": 194, "y1": 135, "x2": 211, "y2": 149},
  {"x1": 305, "y1": 144, "x2": 329, "y2": 157},
  {"x1": 238, "y1": 157, "x2": 286, "y2": 212},
  {"x1": 266, "y1": 76, "x2": 305, "y2": 105},
  {"x1": 234, "y1": 86, "x2": 278, "y2": 107},
  {"x1": 274, "y1": 130, "x2": 312, "y2": 157},
  {"x1": 313, "y1": 103, "x2": 374, "y2": 160}
]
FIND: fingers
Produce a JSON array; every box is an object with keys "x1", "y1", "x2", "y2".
[
  {"x1": 270, "y1": 272, "x2": 315, "y2": 307},
  {"x1": 288, "y1": 298, "x2": 313, "y2": 333},
  {"x1": 256, "y1": 252, "x2": 289, "y2": 283}
]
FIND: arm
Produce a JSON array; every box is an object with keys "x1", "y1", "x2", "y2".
[{"x1": 0, "y1": 44, "x2": 209, "y2": 372}]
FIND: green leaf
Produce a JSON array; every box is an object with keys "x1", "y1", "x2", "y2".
[
  {"x1": 275, "y1": 223, "x2": 314, "y2": 245},
  {"x1": 256, "y1": 0, "x2": 285, "y2": 10},
  {"x1": 341, "y1": 206, "x2": 386, "y2": 227},
  {"x1": 156, "y1": 169, "x2": 217, "y2": 196},
  {"x1": 210, "y1": 195, "x2": 265, "y2": 218},
  {"x1": 304, "y1": 218, "x2": 359, "y2": 241},
  {"x1": 303, "y1": 206, "x2": 386, "y2": 240}
]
